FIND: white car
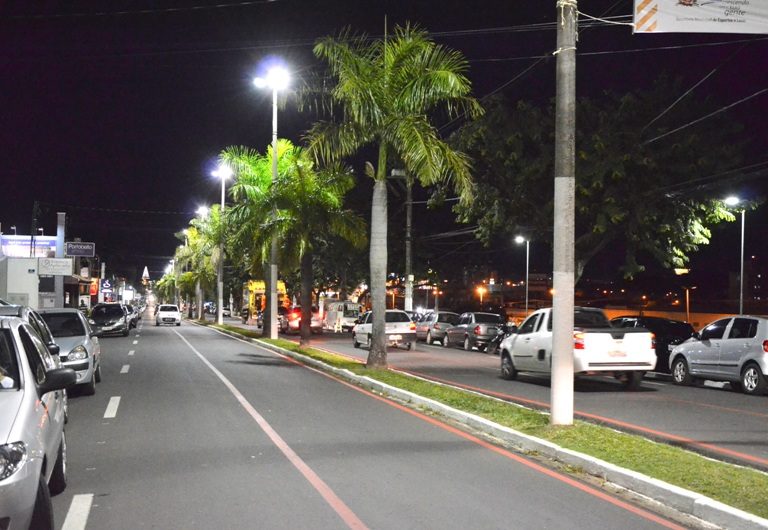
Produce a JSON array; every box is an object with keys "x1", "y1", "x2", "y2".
[
  {"x1": 0, "y1": 316, "x2": 76, "y2": 529},
  {"x1": 155, "y1": 304, "x2": 181, "y2": 326},
  {"x1": 352, "y1": 310, "x2": 417, "y2": 350}
]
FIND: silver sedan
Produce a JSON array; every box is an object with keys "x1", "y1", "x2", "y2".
[{"x1": 40, "y1": 309, "x2": 102, "y2": 396}]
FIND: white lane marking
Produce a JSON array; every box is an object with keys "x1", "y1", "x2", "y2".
[
  {"x1": 136, "y1": 334, "x2": 141, "y2": 337},
  {"x1": 104, "y1": 396, "x2": 121, "y2": 418},
  {"x1": 120, "y1": 364, "x2": 130, "y2": 374},
  {"x1": 643, "y1": 381, "x2": 665, "y2": 387},
  {"x1": 128, "y1": 350, "x2": 135, "y2": 356},
  {"x1": 61, "y1": 493, "x2": 94, "y2": 530},
  {"x1": 173, "y1": 330, "x2": 368, "y2": 530},
  {"x1": 132, "y1": 340, "x2": 138, "y2": 345}
]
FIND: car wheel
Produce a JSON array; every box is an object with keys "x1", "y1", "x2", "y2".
[
  {"x1": 30, "y1": 475, "x2": 54, "y2": 530},
  {"x1": 622, "y1": 371, "x2": 644, "y2": 391},
  {"x1": 176, "y1": 322, "x2": 181, "y2": 326},
  {"x1": 500, "y1": 353, "x2": 518, "y2": 380},
  {"x1": 82, "y1": 373, "x2": 96, "y2": 396},
  {"x1": 671, "y1": 357, "x2": 693, "y2": 386},
  {"x1": 48, "y1": 432, "x2": 67, "y2": 495},
  {"x1": 463, "y1": 336, "x2": 471, "y2": 351},
  {"x1": 155, "y1": 321, "x2": 160, "y2": 326},
  {"x1": 353, "y1": 333, "x2": 360, "y2": 348},
  {"x1": 407, "y1": 341, "x2": 415, "y2": 351},
  {"x1": 741, "y1": 363, "x2": 767, "y2": 395},
  {"x1": 122, "y1": 328, "x2": 129, "y2": 337},
  {"x1": 94, "y1": 362, "x2": 102, "y2": 383}
]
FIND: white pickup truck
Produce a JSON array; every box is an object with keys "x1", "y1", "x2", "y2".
[{"x1": 499, "y1": 307, "x2": 656, "y2": 390}]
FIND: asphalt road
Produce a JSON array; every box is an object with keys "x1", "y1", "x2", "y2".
[
  {"x1": 303, "y1": 330, "x2": 768, "y2": 472},
  {"x1": 51, "y1": 316, "x2": 685, "y2": 530}
]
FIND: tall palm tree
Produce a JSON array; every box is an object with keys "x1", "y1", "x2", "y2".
[
  {"x1": 307, "y1": 24, "x2": 482, "y2": 367},
  {"x1": 175, "y1": 223, "x2": 216, "y2": 319},
  {"x1": 223, "y1": 140, "x2": 366, "y2": 346}
]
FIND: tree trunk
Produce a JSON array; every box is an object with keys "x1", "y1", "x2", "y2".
[
  {"x1": 366, "y1": 152, "x2": 389, "y2": 368},
  {"x1": 299, "y1": 250, "x2": 313, "y2": 347}
]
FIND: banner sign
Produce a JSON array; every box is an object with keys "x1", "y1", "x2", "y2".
[
  {"x1": 65, "y1": 241, "x2": 96, "y2": 257},
  {"x1": 635, "y1": 0, "x2": 768, "y2": 34},
  {"x1": 38, "y1": 257, "x2": 73, "y2": 276}
]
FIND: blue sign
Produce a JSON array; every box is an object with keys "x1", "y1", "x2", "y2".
[{"x1": 100, "y1": 279, "x2": 113, "y2": 293}]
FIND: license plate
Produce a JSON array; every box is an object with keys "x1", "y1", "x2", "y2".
[
  {"x1": 608, "y1": 350, "x2": 627, "y2": 357},
  {"x1": 390, "y1": 334, "x2": 402, "y2": 341}
]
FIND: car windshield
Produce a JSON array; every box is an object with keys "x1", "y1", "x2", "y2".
[
  {"x1": 644, "y1": 319, "x2": 695, "y2": 337},
  {"x1": 159, "y1": 305, "x2": 179, "y2": 312},
  {"x1": 475, "y1": 313, "x2": 503, "y2": 324},
  {"x1": 385, "y1": 312, "x2": 411, "y2": 323},
  {"x1": 574, "y1": 309, "x2": 611, "y2": 329},
  {"x1": 92, "y1": 305, "x2": 124, "y2": 318},
  {"x1": 343, "y1": 306, "x2": 360, "y2": 318},
  {"x1": 0, "y1": 330, "x2": 20, "y2": 390},
  {"x1": 41, "y1": 313, "x2": 86, "y2": 338}
]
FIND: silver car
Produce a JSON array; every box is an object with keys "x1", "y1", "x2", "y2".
[
  {"x1": 415, "y1": 310, "x2": 460, "y2": 345},
  {"x1": 0, "y1": 316, "x2": 76, "y2": 529},
  {"x1": 40, "y1": 309, "x2": 102, "y2": 396},
  {"x1": 669, "y1": 315, "x2": 768, "y2": 395}
]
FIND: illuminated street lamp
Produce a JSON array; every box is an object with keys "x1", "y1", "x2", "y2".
[
  {"x1": 253, "y1": 64, "x2": 290, "y2": 339},
  {"x1": 38, "y1": 227, "x2": 44, "y2": 236},
  {"x1": 515, "y1": 235, "x2": 530, "y2": 315},
  {"x1": 10, "y1": 225, "x2": 16, "y2": 235},
  {"x1": 724, "y1": 196, "x2": 745, "y2": 314},
  {"x1": 476, "y1": 285, "x2": 487, "y2": 306},
  {"x1": 212, "y1": 164, "x2": 232, "y2": 325}
]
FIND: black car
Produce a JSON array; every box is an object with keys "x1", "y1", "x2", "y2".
[
  {"x1": 611, "y1": 316, "x2": 695, "y2": 373},
  {"x1": 89, "y1": 303, "x2": 130, "y2": 337}
]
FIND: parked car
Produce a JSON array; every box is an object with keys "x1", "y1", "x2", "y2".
[
  {"x1": 222, "y1": 307, "x2": 232, "y2": 317},
  {"x1": 669, "y1": 315, "x2": 768, "y2": 395},
  {"x1": 611, "y1": 316, "x2": 694, "y2": 374},
  {"x1": 415, "y1": 310, "x2": 460, "y2": 345},
  {"x1": 0, "y1": 315, "x2": 76, "y2": 530},
  {"x1": 499, "y1": 307, "x2": 656, "y2": 389},
  {"x1": 352, "y1": 310, "x2": 417, "y2": 350},
  {"x1": 445, "y1": 312, "x2": 505, "y2": 351},
  {"x1": 156, "y1": 304, "x2": 182, "y2": 326},
  {"x1": 40, "y1": 309, "x2": 102, "y2": 396},
  {"x1": 0, "y1": 305, "x2": 61, "y2": 359},
  {"x1": 282, "y1": 306, "x2": 323, "y2": 334},
  {"x1": 124, "y1": 305, "x2": 138, "y2": 329},
  {"x1": 90, "y1": 303, "x2": 130, "y2": 336}
]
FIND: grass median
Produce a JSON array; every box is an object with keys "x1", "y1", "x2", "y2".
[{"x1": 212, "y1": 324, "x2": 768, "y2": 519}]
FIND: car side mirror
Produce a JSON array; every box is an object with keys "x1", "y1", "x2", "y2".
[
  {"x1": 692, "y1": 331, "x2": 701, "y2": 341},
  {"x1": 47, "y1": 343, "x2": 60, "y2": 356},
  {"x1": 40, "y1": 368, "x2": 77, "y2": 395}
]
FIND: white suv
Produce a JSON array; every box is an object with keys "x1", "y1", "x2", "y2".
[{"x1": 155, "y1": 304, "x2": 181, "y2": 327}]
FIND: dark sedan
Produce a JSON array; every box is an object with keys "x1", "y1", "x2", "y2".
[{"x1": 611, "y1": 315, "x2": 694, "y2": 373}]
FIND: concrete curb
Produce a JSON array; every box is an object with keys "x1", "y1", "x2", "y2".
[{"x1": 207, "y1": 325, "x2": 768, "y2": 530}]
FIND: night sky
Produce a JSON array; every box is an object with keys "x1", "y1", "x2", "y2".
[{"x1": 2, "y1": 0, "x2": 766, "y2": 298}]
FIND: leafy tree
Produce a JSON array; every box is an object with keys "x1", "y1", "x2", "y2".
[
  {"x1": 175, "y1": 221, "x2": 216, "y2": 319},
  {"x1": 154, "y1": 273, "x2": 177, "y2": 304},
  {"x1": 223, "y1": 140, "x2": 366, "y2": 345},
  {"x1": 451, "y1": 79, "x2": 746, "y2": 282},
  {"x1": 307, "y1": 24, "x2": 482, "y2": 367}
]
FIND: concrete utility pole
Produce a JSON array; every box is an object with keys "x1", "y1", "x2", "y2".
[
  {"x1": 267, "y1": 87, "x2": 280, "y2": 339},
  {"x1": 551, "y1": 0, "x2": 577, "y2": 426},
  {"x1": 404, "y1": 178, "x2": 413, "y2": 312}
]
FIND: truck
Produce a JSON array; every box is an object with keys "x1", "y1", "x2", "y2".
[{"x1": 499, "y1": 307, "x2": 656, "y2": 390}]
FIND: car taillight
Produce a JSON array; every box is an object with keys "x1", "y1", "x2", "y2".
[
  {"x1": 650, "y1": 333, "x2": 656, "y2": 350},
  {"x1": 474, "y1": 325, "x2": 481, "y2": 335},
  {"x1": 574, "y1": 331, "x2": 585, "y2": 350},
  {"x1": 763, "y1": 340, "x2": 768, "y2": 353},
  {"x1": 410, "y1": 322, "x2": 416, "y2": 331}
]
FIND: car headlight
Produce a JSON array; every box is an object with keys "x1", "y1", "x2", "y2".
[
  {"x1": 0, "y1": 442, "x2": 27, "y2": 480},
  {"x1": 68, "y1": 345, "x2": 88, "y2": 361},
  {"x1": 88, "y1": 319, "x2": 96, "y2": 325}
]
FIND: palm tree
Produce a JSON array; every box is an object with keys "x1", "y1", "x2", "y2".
[
  {"x1": 154, "y1": 273, "x2": 177, "y2": 304},
  {"x1": 223, "y1": 140, "x2": 366, "y2": 346},
  {"x1": 307, "y1": 24, "x2": 482, "y2": 367},
  {"x1": 175, "y1": 223, "x2": 216, "y2": 319}
]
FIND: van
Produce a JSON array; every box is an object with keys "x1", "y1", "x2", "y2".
[{"x1": 323, "y1": 300, "x2": 363, "y2": 332}]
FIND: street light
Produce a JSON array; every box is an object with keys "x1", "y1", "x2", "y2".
[
  {"x1": 10, "y1": 225, "x2": 16, "y2": 235},
  {"x1": 476, "y1": 285, "x2": 487, "y2": 306},
  {"x1": 515, "y1": 235, "x2": 530, "y2": 316},
  {"x1": 724, "y1": 196, "x2": 745, "y2": 314},
  {"x1": 38, "y1": 227, "x2": 44, "y2": 236},
  {"x1": 253, "y1": 64, "x2": 290, "y2": 339},
  {"x1": 212, "y1": 164, "x2": 232, "y2": 325}
]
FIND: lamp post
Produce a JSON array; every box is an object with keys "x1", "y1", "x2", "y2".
[
  {"x1": 212, "y1": 164, "x2": 232, "y2": 325},
  {"x1": 724, "y1": 196, "x2": 745, "y2": 314},
  {"x1": 10, "y1": 225, "x2": 16, "y2": 235},
  {"x1": 38, "y1": 227, "x2": 44, "y2": 236},
  {"x1": 515, "y1": 235, "x2": 530, "y2": 316},
  {"x1": 254, "y1": 65, "x2": 290, "y2": 339},
  {"x1": 194, "y1": 206, "x2": 209, "y2": 319},
  {"x1": 683, "y1": 286, "x2": 697, "y2": 323}
]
